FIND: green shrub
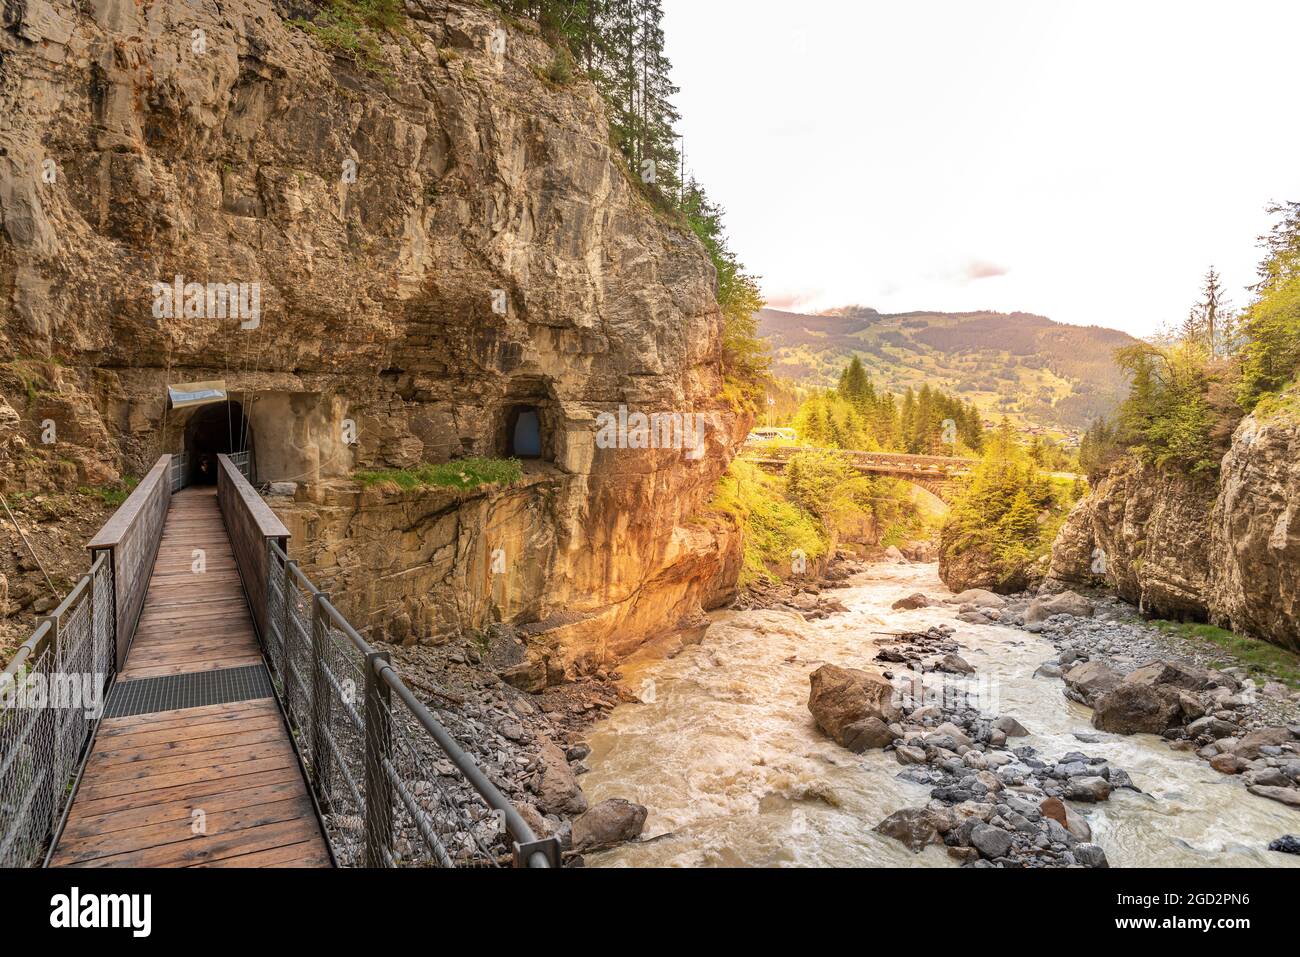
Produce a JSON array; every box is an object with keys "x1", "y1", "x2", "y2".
[
  {"x1": 712, "y1": 460, "x2": 826, "y2": 588},
  {"x1": 292, "y1": 0, "x2": 404, "y2": 74}
]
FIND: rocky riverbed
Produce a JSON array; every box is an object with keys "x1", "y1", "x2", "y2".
[{"x1": 577, "y1": 560, "x2": 1300, "y2": 867}]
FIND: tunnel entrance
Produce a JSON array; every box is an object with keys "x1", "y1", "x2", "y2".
[
  {"x1": 185, "y1": 401, "x2": 251, "y2": 484},
  {"x1": 506, "y1": 405, "x2": 543, "y2": 459}
]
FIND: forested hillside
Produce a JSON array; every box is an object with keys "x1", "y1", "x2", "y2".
[{"x1": 758, "y1": 306, "x2": 1137, "y2": 431}]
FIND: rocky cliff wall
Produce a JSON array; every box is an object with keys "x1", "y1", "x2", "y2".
[
  {"x1": 0, "y1": 0, "x2": 747, "y2": 675},
  {"x1": 1047, "y1": 392, "x2": 1300, "y2": 651},
  {"x1": 1207, "y1": 400, "x2": 1300, "y2": 651}
]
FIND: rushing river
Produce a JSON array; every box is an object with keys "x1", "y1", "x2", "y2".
[{"x1": 582, "y1": 561, "x2": 1300, "y2": 868}]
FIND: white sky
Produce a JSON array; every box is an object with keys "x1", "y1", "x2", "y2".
[{"x1": 661, "y1": 0, "x2": 1300, "y2": 337}]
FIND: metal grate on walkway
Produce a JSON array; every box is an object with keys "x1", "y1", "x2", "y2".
[{"x1": 104, "y1": 664, "x2": 275, "y2": 718}]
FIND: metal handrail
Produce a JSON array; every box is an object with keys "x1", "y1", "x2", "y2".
[
  {"x1": 1, "y1": 552, "x2": 115, "y2": 868},
  {"x1": 263, "y1": 540, "x2": 554, "y2": 868}
]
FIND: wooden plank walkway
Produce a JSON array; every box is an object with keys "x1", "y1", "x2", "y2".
[{"x1": 51, "y1": 487, "x2": 330, "y2": 868}]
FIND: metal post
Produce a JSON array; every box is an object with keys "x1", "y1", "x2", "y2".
[
  {"x1": 364, "y1": 651, "x2": 393, "y2": 868},
  {"x1": 280, "y1": 559, "x2": 297, "y2": 716},
  {"x1": 37, "y1": 613, "x2": 61, "y2": 832},
  {"x1": 310, "y1": 592, "x2": 333, "y2": 796}
]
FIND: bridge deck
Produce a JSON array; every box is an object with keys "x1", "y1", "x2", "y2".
[{"x1": 50, "y1": 488, "x2": 330, "y2": 868}]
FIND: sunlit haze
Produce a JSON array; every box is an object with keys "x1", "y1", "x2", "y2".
[{"x1": 663, "y1": 0, "x2": 1300, "y2": 336}]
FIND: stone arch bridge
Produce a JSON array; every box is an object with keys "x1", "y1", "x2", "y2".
[{"x1": 739, "y1": 445, "x2": 976, "y2": 504}]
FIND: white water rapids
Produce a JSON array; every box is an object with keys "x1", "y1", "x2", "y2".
[{"x1": 582, "y1": 562, "x2": 1300, "y2": 868}]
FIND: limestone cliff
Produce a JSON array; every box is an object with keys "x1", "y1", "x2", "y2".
[
  {"x1": 1047, "y1": 391, "x2": 1300, "y2": 651},
  {"x1": 1207, "y1": 398, "x2": 1300, "y2": 651},
  {"x1": 0, "y1": 0, "x2": 747, "y2": 677}
]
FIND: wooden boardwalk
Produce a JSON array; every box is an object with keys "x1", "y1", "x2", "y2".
[{"x1": 50, "y1": 488, "x2": 330, "y2": 868}]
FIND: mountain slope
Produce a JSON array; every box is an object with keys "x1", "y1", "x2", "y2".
[{"x1": 758, "y1": 306, "x2": 1138, "y2": 431}]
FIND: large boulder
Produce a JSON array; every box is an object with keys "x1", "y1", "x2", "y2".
[
  {"x1": 571, "y1": 798, "x2": 648, "y2": 850},
  {"x1": 532, "y1": 737, "x2": 588, "y2": 816},
  {"x1": 808, "y1": 665, "x2": 901, "y2": 750},
  {"x1": 1123, "y1": 660, "x2": 1212, "y2": 692},
  {"x1": 945, "y1": 589, "x2": 1007, "y2": 608},
  {"x1": 1024, "y1": 590, "x2": 1095, "y2": 625},
  {"x1": 1064, "y1": 661, "x2": 1122, "y2": 702},
  {"x1": 874, "y1": 808, "x2": 942, "y2": 852},
  {"x1": 1231, "y1": 727, "x2": 1296, "y2": 760},
  {"x1": 1091, "y1": 683, "x2": 1182, "y2": 735}
]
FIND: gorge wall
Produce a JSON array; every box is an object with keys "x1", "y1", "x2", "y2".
[
  {"x1": 0, "y1": 0, "x2": 747, "y2": 677},
  {"x1": 1047, "y1": 392, "x2": 1300, "y2": 652}
]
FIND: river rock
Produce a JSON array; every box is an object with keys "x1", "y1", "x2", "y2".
[
  {"x1": 874, "y1": 808, "x2": 941, "y2": 852},
  {"x1": 891, "y1": 593, "x2": 935, "y2": 610},
  {"x1": 937, "y1": 653, "x2": 974, "y2": 675},
  {"x1": 571, "y1": 798, "x2": 648, "y2": 850},
  {"x1": 1210, "y1": 752, "x2": 1247, "y2": 774},
  {"x1": 1231, "y1": 727, "x2": 1296, "y2": 760},
  {"x1": 1064, "y1": 776, "x2": 1112, "y2": 802},
  {"x1": 1269, "y1": 835, "x2": 1300, "y2": 855},
  {"x1": 1091, "y1": 683, "x2": 1182, "y2": 735},
  {"x1": 969, "y1": 822, "x2": 1013, "y2": 859},
  {"x1": 532, "y1": 737, "x2": 589, "y2": 815},
  {"x1": 1039, "y1": 797, "x2": 1092, "y2": 840},
  {"x1": 808, "y1": 665, "x2": 901, "y2": 749},
  {"x1": 946, "y1": 589, "x2": 1006, "y2": 608},
  {"x1": 895, "y1": 745, "x2": 927, "y2": 765},
  {"x1": 1025, "y1": 590, "x2": 1095, "y2": 624},
  {"x1": 1064, "y1": 661, "x2": 1122, "y2": 701},
  {"x1": 1248, "y1": 785, "x2": 1300, "y2": 808},
  {"x1": 840, "y1": 716, "x2": 897, "y2": 753},
  {"x1": 1124, "y1": 659, "x2": 1212, "y2": 691},
  {"x1": 995, "y1": 715, "x2": 1030, "y2": 738},
  {"x1": 1187, "y1": 715, "x2": 1241, "y2": 740},
  {"x1": 1073, "y1": 843, "x2": 1110, "y2": 868}
]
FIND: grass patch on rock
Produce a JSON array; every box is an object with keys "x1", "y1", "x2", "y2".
[
  {"x1": 1151, "y1": 619, "x2": 1300, "y2": 688},
  {"x1": 354, "y1": 457, "x2": 524, "y2": 492}
]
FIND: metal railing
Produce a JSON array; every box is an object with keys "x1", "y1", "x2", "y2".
[
  {"x1": 0, "y1": 555, "x2": 114, "y2": 867},
  {"x1": 88, "y1": 455, "x2": 172, "y2": 671},
  {"x1": 170, "y1": 451, "x2": 188, "y2": 492},
  {"x1": 216, "y1": 457, "x2": 556, "y2": 868},
  {"x1": 228, "y1": 450, "x2": 251, "y2": 480}
]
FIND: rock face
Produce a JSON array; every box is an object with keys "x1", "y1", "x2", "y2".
[
  {"x1": 1047, "y1": 395, "x2": 1300, "y2": 652},
  {"x1": 0, "y1": 0, "x2": 746, "y2": 672},
  {"x1": 1044, "y1": 457, "x2": 1214, "y2": 619},
  {"x1": 1209, "y1": 405, "x2": 1300, "y2": 651},
  {"x1": 937, "y1": 525, "x2": 1034, "y2": 595},
  {"x1": 807, "y1": 664, "x2": 901, "y2": 750}
]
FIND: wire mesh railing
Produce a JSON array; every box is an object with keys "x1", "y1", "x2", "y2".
[
  {"x1": 264, "y1": 542, "x2": 557, "y2": 868},
  {"x1": 228, "y1": 450, "x2": 251, "y2": 479},
  {"x1": 0, "y1": 555, "x2": 115, "y2": 867},
  {"x1": 170, "y1": 451, "x2": 188, "y2": 492}
]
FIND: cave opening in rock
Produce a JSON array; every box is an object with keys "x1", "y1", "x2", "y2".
[
  {"x1": 506, "y1": 405, "x2": 543, "y2": 459},
  {"x1": 185, "y1": 400, "x2": 251, "y2": 484}
]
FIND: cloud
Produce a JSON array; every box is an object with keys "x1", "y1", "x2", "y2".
[
  {"x1": 963, "y1": 260, "x2": 1010, "y2": 281},
  {"x1": 762, "y1": 288, "x2": 825, "y2": 311}
]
